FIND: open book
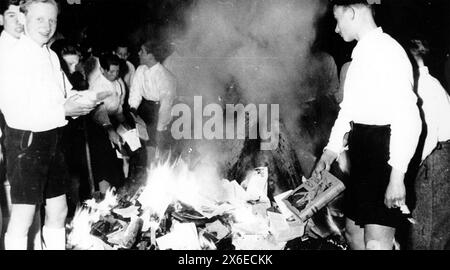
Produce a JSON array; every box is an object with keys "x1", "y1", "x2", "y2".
[{"x1": 283, "y1": 171, "x2": 345, "y2": 222}]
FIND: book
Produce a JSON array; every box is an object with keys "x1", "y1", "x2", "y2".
[{"x1": 283, "y1": 171, "x2": 345, "y2": 222}]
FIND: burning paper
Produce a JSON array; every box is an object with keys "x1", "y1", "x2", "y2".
[
  {"x1": 242, "y1": 167, "x2": 269, "y2": 202},
  {"x1": 274, "y1": 190, "x2": 296, "y2": 220},
  {"x1": 156, "y1": 222, "x2": 201, "y2": 250},
  {"x1": 267, "y1": 211, "x2": 304, "y2": 242},
  {"x1": 205, "y1": 220, "x2": 230, "y2": 241}
]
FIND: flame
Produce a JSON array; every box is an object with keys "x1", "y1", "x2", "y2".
[
  {"x1": 67, "y1": 206, "x2": 101, "y2": 250},
  {"x1": 68, "y1": 155, "x2": 279, "y2": 250},
  {"x1": 67, "y1": 188, "x2": 118, "y2": 250},
  {"x1": 84, "y1": 187, "x2": 119, "y2": 213},
  {"x1": 137, "y1": 158, "x2": 222, "y2": 221}
]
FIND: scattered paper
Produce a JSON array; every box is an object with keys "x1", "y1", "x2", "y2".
[
  {"x1": 131, "y1": 113, "x2": 149, "y2": 141},
  {"x1": 156, "y1": 222, "x2": 201, "y2": 250},
  {"x1": 268, "y1": 211, "x2": 304, "y2": 242},
  {"x1": 243, "y1": 167, "x2": 269, "y2": 201},
  {"x1": 233, "y1": 234, "x2": 286, "y2": 250},
  {"x1": 112, "y1": 205, "x2": 140, "y2": 219},
  {"x1": 205, "y1": 220, "x2": 230, "y2": 241},
  {"x1": 274, "y1": 190, "x2": 296, "y2": 220}
]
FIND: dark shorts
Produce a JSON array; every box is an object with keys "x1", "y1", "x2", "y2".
[
  {"x1": 344, "y1": 123, "x2": 403, "y2": 228},
  {"x1": 4, "y1": 126, "x2": 69, "y2": 205},
  {"x1": 137, "y1": 99, "x2": 159, "y2": 147}
]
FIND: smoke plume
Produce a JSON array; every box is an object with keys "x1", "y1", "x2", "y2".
[{"x1": 162, "y1": 0, "x2": 337, "y2": 175}]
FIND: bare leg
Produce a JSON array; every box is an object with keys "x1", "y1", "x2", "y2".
[
  {"x1": 364, "y1": 224, "x2": 395, "y2": 250},
  {"x1": 28, "y1": 208, "x2": 42, "y2": 250},
  {"x1": 5, "y1": 204, "x2": 36, "y2": 250},
  {"x1": 345, "y1": 218, "x2": 365, "y2": 250},
  {"x1": 42, "y1": 195, "x2": 68, "y2": 250}
]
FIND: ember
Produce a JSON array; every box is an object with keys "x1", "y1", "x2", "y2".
[{"x1": 67, "y1": 158, "x2": 347, "y2": 250}]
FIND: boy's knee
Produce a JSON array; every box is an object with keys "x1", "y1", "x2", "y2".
[
  {"x1": 366, "y1": 240, "x2": 382, "y2": 250},
  {"x1": 45, "y1": 203, "x2": 68, "y2": 225}
]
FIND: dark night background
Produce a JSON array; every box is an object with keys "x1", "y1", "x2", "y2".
[{"x1": 57, "y1": 0, "x2": 450, "y2": 87}]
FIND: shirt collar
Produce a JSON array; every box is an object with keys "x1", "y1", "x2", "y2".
[
  {"x1": 351, "y1": 27, "x2": 383, "y2": 59},
  {"x1": 148, "y1": 62, "x2": 161, "y2": 72},
  {"x1": 0, "y1": 30, "x2": 19, "y2": 44},
  {"x1": 19, "y1": 34, "x2": 50, "y2": 53}
]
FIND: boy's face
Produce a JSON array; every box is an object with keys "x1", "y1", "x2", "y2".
[
  {"x1": 23, "y1": 2, "x2": 58, "y2": 46},
  {"x1": 333, "y1": 6, "x2": 356, "y2": 42},
  {"x1": 138, "y1": 45, "x2": 155, "y2": 65},
  {"x1": 115, "y1": 46, "x2": 129, "y2": 60},
  {"x1": 102, "y1": 64, "x2": 120, "y2": 82},
  {"x1": 63, "y1": 54, "x2": 80, "y2": 74},
  {"x1": 0, "y1": 5, "x2": 24, "y2": 39}
]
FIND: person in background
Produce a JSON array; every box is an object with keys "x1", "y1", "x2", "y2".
[
  {"x1": 0, "y1": 0, "x2": 22, "y2": 54},
  {"x1": 114, "y1": 42, "x2": 135, "y2": 90},
  {"x1": 313, "y1": 0, "x2": 421, "y2": 250},
  {"x1": 52, "y1": 41, "x2": 91, "y2": 214},
  {"x1": 87, "y1": 52, "x2": 126, "y2": 194},
  {"x1": 407, "y1": 39, "x2": 450, "y2": 250},
  {"x1": 129, "y1": 40, "x2": 177, "y2": 160},
  {"x1": 0, "y1": 0, "x2": 23, "y2": 241},
  {"x1": 0, "y1": 0, "x2": 96, "y2": 250}
]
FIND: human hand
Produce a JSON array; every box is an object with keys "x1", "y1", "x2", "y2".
[
  {"x1": 384, "y1": 168, "x2": 406, "y2": 209},
  {"x1": 312, "y1": 149, "x2": 338, "y2": 180},
  {"x1": 64, "y1": 95, "x2": 96, "y2": 117}
]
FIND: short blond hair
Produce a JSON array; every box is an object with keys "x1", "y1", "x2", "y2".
[{"x1": 20, "y1": 0, "x2": 59, "y2": 15}]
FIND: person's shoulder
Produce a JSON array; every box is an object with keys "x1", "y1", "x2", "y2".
[
  {"x1": 135, "y1": 65, "x2": 147, "y2": 73},
  {"x1": 126, "y1": 60, "x2": 135, "y2": 70},
  {"x1": 376, "y1": 32, "x2": 406, "y2": 54},
  {"x1": 157, "y1": 63, "x2": 176, "y2": 79}
]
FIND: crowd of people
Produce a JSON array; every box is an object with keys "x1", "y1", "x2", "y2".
[
  {"x1": 0, "y1": 0, "x2": 177, "y2": 250},
  {"x1": 0, "y1": 0, "x2": 449, "y2": 250}
]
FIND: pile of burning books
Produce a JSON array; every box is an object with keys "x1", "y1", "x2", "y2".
[{"x1": 66, "y1": 160, "x2": 346, "y2": 250}]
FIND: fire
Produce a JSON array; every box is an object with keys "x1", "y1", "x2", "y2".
[{"x1": 66, "y1": 157, "x2": 303, "y2": 250}]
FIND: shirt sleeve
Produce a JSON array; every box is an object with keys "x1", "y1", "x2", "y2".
[
  {"x1": 325, "y1": 99, "x2": 353, "y2": 155},
  {"x1": 385, "y1": 61, "x2": 421, "y2": 173},
  {"x1": 129, "y1": 67, "x2": 144, "y2": 110},
  {"x1": 114, "y1": 79, "x2": 126, "y2": 122},
  {"x1": 89, "y1": 81, "x2": 111, "y2": 126},
  {"x1": 156, "y1": 70, "x2": 177, "y2": 131},
  {"x1": 0, "y1": 53, "x2": 66, "y2": 131}
]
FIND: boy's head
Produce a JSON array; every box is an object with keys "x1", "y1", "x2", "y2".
[
  {"x1": 18, "y1": 0, "x2": 58, "y2": 46},
  {"x1": 0, "y1": 0, "x2": 23, "y2": 39},
  {"x1": 331, "y1": 0, "x2": 374, "y2": 42},
  {"x1": 99, "y1": 53, "x2": 121, "y2": 82},
  {"x1": 115, "y1": 43, "x2": 130, "y2": 61},
  {"x1": 61, "y1": 44, "x2": 81, "y2": 74},
  {"x1": 139, "y1": 40, "x2": 169, "y2": 66}
]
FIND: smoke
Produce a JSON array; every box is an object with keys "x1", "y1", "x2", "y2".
[{"x1": 162, "y1": 0, "x2": 336, "y2": 173}]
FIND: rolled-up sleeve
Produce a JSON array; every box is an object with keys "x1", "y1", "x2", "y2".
[{"x1": 129, "y1": 67, "x2": 144, "y2": 110}]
